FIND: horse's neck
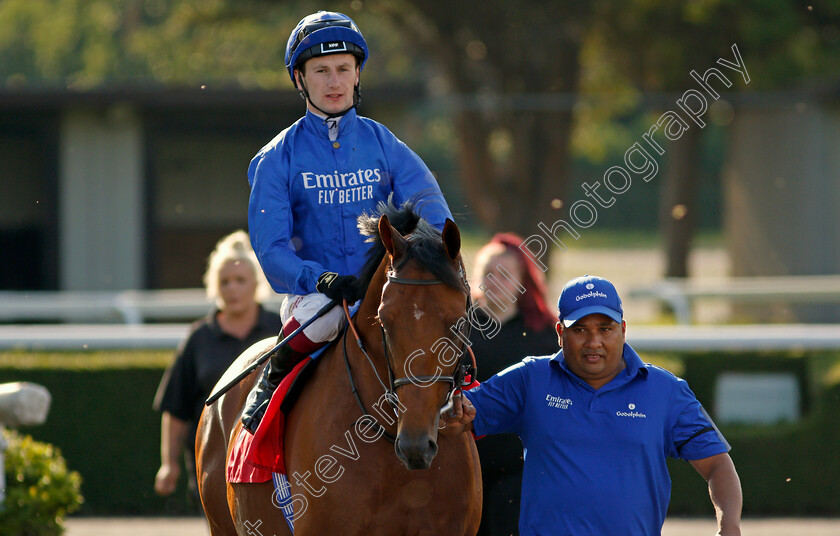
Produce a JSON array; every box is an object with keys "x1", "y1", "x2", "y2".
[
  {"x1": 354, "y1": 258, "x2": 387, "y2": 347},
  {"x1": 346, "y1": 258, "x2": 390, "y2": 387}
]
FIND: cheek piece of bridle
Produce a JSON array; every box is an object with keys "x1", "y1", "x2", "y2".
[{"x1": 341, "y1": 263, "x2": 477, "y2": 444}]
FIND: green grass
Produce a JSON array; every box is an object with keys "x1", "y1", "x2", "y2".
[{"x1": 0, "y1": 350, "x2": 173, "y2": 370}]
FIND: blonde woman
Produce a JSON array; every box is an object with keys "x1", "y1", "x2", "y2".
[{"x1": 153, "y1": 231, "x2": 282, "y2": 503}]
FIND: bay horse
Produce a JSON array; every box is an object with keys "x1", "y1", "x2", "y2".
[{"x1": 196, "y1": 202, "x2": 482, "y2": 535}]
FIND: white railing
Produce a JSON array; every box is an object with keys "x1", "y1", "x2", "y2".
[
  {"x1": 627, "y1": 275, "x2": 840, "y2": 324},
  {"x1": 8, "y1": 276, "x2": 840, "y2": 326},
  {"x1": 2, "y1": 323, "x2": 840, "y2": 352},
  {"x1": 0, "y1": 289, "x2": 284, "y2": 324}
]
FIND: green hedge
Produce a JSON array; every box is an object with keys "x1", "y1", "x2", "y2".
[
  {"x1": 667, "y1": 351, "x2": 840, "y2": 516},
  {"x1": 0, "y1": 351, "x2": 196, "y2": 515},
  {"x1": 0, "y1": 350, "x2": 838, "y2": 516},
  {"x1": 668, "y1": 382, "x2": 840, "y2": 515}
]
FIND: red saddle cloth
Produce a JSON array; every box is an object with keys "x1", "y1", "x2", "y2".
[{"x1": 226, "y1": 357, "x2": 313, "y2": 483}]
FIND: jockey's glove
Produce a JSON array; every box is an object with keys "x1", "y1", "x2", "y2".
[{"x1": 316, "y1": 272, "x2": 363, "y2": 303}]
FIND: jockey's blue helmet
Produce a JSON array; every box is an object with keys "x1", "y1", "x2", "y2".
[{"x1": 285, "y1": 11, "x2": 369, "y2": 89}]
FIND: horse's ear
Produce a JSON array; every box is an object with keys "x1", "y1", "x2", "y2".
[
  {"x1": 442, "y1": 218, "x2": 461, "y2": 260},
  {"x1": 379, "y1": 214, "x2": 407, "y2": 260}
]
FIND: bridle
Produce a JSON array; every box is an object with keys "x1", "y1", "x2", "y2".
[{"x1": 341, "y1": 264, "x2": 476, "y2": 444}]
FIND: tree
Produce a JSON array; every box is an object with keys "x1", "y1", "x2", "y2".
[
  {"x1": 365, "y1": 0, "x2": 595, "y2": 236},
  {"x1": 3, "y1": 0, "x2": 837, "y2": 256},
  {"x1": 593, "y1": 0, "x2": 840, "y2": 277},
  {"x1": 585, "y1": 1, "x2": 736, "y2": 277},
  {"x1": 0, "y1": 0, "x2": 315, "y2": 89}
]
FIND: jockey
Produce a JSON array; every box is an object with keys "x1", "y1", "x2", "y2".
[{"x1": 241, "y1": 11, "x2": 453, "y2": 433}]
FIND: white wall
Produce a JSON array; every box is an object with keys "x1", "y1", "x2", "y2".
[
  {"x1": 724, "y1": 103, "x2": 840, "y2": 321},
  {"x1": 59, "y1": 106, "x2": 144, "y2": 290}
]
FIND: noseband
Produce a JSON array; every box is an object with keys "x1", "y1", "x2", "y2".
[{"x1": 341, "y1": 270, "x2": 476, "y2": 444}]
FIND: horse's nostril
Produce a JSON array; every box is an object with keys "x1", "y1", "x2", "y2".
[{"x1": 394, "y1": 434, "x2": 440, "y2": 470}]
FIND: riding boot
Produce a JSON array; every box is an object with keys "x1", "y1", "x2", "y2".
[{"x1": 241, "y1": 343, "x2": 300, "y2": 434}]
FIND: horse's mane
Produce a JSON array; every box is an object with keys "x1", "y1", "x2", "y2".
[{"x1": 354, "y1": 196, "x2": 464, "y2": 294}]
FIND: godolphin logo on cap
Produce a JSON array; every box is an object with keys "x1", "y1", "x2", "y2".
[{"x1": 558, "y1": 275, "x2": 623, "y2": 327}]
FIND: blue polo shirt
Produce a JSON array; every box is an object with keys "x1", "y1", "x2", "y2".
[{"x1": 466, "y1": 343, "x2": 730, "y2": 536}]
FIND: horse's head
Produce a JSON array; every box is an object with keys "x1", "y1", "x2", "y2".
[{"x1": 376, "y1": 214, "x2": 469, "y2": 470}]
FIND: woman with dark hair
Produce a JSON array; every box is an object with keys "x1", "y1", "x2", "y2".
[{"x1": 469, "y1": 233, "x2": 558, "y2": 536}]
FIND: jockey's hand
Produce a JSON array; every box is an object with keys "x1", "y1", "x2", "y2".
[
  {"x1": 317, "y1": 272, "x2": 363, "y2": 303},
  {"x1": 440, "y1": 392, "x2": 476, "y2": 436}
]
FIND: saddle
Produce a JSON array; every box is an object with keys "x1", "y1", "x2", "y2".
[{"x1": 227, "y1": 355, "x2": 320, "y2": 483}]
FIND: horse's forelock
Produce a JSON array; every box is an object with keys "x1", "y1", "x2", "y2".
[
  {"x1": 357, "y1": 198, "x2": 421, "y2": 242},
  {"x1": 355, "y1": 198, "x2": 463, "y2": 293},
  {"x1": 393, "y1": 222, "x2": 465, "y2": 292},
  {"x1": 355, "y1": 197, "x2": 421, "y2": 291}
]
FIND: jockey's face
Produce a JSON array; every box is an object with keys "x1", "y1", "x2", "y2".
[
  {"x1": 217, "y1": 259, "x2": 258, "y2": 316},
  {"x1": 296, "y1": 53, "x2": 359, "y2": 115}
]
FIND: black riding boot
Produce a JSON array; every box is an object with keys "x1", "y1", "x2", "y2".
[{"x1": 241, "y1": 343, "x2": 298, "y2": 434}]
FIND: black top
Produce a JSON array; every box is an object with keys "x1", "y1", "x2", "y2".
[
  {"x1": 153, "y1": 306, "x2": 282, "y2": 444},
  {"x1": 470, "y1": 311, "x2": 558, "y2": 382}
]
